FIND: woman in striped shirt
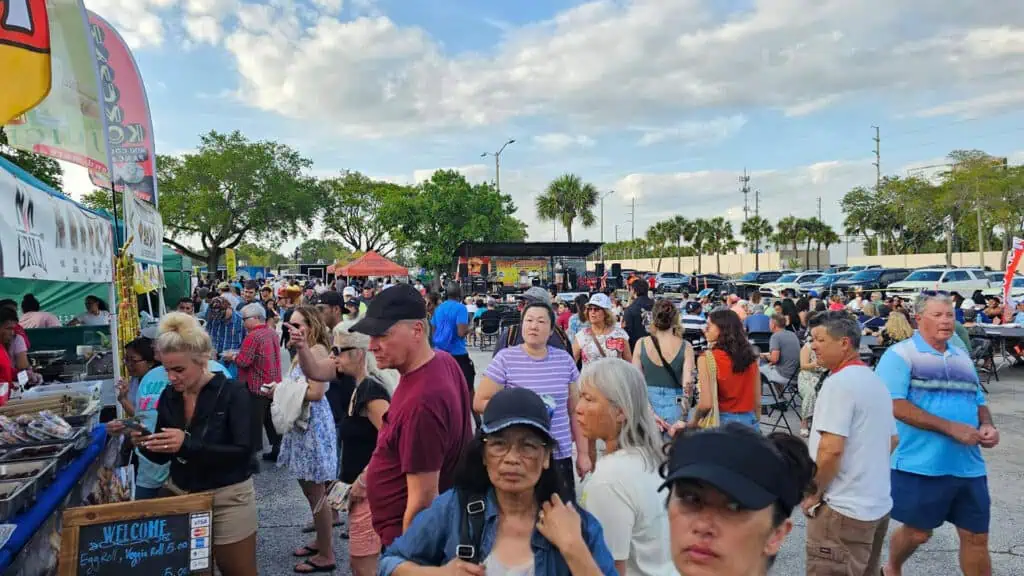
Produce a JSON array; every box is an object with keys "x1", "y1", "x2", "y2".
[{"x1": 474, "y1": 302, "x2": 593, "y2": 498}]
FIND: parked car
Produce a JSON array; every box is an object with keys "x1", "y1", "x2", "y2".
[
  {"x1": 720, "y1": 270, "x2": 791, "y2": 299},
  {"x1": 982, "y1": 275, "x2": 1024, "y2": 298},
  {"x1": 654, "y1": 272, "x2": 691, "y2": 293},
  {"x1": 886, "y1": 268, "x2": 990, "y2": 296},
  {"x1": 759, "y1": 272, "x2": 824, "y2": 298},
  {"x1": 685, "y1": 274, "x2": 727, "y2": 293},
  {"x1": 832, "y1": 268, "x2": 910, "y2": 294},
  {"x1": 801, "y1": 272, "x2": 856, "y2": 297}
]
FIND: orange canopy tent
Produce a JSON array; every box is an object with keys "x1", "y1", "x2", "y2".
[{"x1": 337, "y1": 251, "x2": 408, "y2": 277}]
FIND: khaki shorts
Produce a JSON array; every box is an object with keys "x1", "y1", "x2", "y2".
[
  {"x1": 167, "y1": 478, "x2": 258, "y2": 546},
  {"x1": 806, "y1": 503, "x2": 889, "y2": 576}
]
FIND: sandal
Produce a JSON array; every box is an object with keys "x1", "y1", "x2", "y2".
[
  {"x1": 294, "y1": 559, "x2": 337, "y2": 573},
  {"x1": 293, "y1": 545, "x2": 318, "y2": 558}
]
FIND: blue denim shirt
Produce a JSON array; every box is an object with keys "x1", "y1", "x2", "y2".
[{"x1": 378, "y1": 489, "x2": 617, "y2": 576}]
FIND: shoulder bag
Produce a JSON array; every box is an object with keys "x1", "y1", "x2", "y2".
[
  {"x1": 697, "y1": 351, "x2": 720, "y2": 429},
  {"x1": 648, "y1": 335, "x2": 682, "y2": 389}
]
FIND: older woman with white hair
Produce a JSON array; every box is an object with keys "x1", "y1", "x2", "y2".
[
  {"x1": 575, "y1": 358, "x2": 675, "y2": 576},
  {"x1": 331, "y1": 329, "x2": 396, "y2": 576}
]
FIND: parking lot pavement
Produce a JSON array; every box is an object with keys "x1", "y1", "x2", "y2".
[{"x1": 255, "y1": 348, "x2": 1024, "y2": 575}]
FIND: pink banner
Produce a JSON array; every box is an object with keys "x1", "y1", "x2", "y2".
[
  {"x1": 86, "y1": 11, "x2": 157, "y2": 204},
  {"x1": 1002, "y1": 237, "x2": 1023, "y2": 322}
]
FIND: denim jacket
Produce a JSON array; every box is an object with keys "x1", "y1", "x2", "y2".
[{"x1": 378, "y1": 488, "x2": 617, "y2": 576}]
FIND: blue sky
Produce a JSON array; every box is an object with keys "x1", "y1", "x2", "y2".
[{"x1": 63, "y1": 0, "x2": 1024, "y2": 252}]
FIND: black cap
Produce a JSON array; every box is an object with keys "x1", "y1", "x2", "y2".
[
  {"x1": 659, "y1": 428, "x2": 800, "y2": 511},
  {"x1": 319, "y1": 291, "x2": 344, "y2": 308},
  {"x1": 480, "y1": 387, "x2": 554, "y2": 442},
  {"x1": 350, "y1": 283, "x2": 426, "y2": 336}
]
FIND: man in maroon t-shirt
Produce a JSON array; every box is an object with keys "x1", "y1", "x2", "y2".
[{"x1": 349, "y1": 284, "x2": 473, "y2": 547}]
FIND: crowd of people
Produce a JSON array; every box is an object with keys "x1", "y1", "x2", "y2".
[{"x1": 79, "y1": 271, "x2": 999, "y2": 576}]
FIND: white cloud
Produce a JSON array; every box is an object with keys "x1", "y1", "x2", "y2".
[
  {"x1": 312, "y1": 0, "x2": 343, "y2": 14},
  {"x1": 184, "y1": 15, "x2": 222, "y2": 44},
  {"x1": 533, "y1": 133, "x2": 595, "y2": 152},
  {"x1": 85, "y1": 0, "x2": 179, "y2": 48},
  {"x1": 636, "y1": 115, "x2": 746, "y2": 147},
  {"x1": 914, "y1": 89, "x2": 1024, "y2": 119}
]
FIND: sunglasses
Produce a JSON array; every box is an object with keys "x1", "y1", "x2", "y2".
[{"x1": 331, "y1": 346, "x2": 359, "y2": 356}]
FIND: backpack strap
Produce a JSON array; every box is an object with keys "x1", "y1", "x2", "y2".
[
  {"x1": 456, "y1": 489, "x2": 488, "y2": 564},
  {"x1": 506, "y1": 325, "x2": 520, "y2": 349}
]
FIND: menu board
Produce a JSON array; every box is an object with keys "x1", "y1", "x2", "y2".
[{"x1": 58, "y1": 493, "x2": 213, "y2": 576}]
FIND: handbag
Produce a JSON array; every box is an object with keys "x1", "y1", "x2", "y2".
[
  {"x1": 587, "y1": 328, "x2": 608, "y2": 358},
  {"x1": 697, "y1": 351, "x2": 720, "y2": 429}
]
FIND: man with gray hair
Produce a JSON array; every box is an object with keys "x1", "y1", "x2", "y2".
[
  {"x1": 493, "y1": 286, "x2": 572, "y2": 355},
  {"x1": 223, "y1": 302, "x2": 282, "y2": 466},
  {"x1": 760, "y1": 313, "x2": 801, "y2": 386},
  {"x1": 877, "y1": 292, "x2": 998, "y2": 576},
  {"x1": 802, "y1": 311, "x2": 897, "y2": 575}
]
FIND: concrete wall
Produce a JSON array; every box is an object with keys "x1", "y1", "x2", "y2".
[
  {"x1": 588, "y1": 250, "x2": 830, "y2": 274},
  {"x1": 847, "y1": 251, "x2": 1007, "y2": 269}
]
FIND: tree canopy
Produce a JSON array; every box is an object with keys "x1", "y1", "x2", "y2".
[
  {"x1": 321, "y1": 171, "x2": 401, "y2": 256},
  {"x1": 0, "y1": 127, "x2": 63, "y2": 191},
  {"x1": 379, "y1": 169, "x2": 527, "y2": 273},
  {"x1": 157, "y1": 130, "x2": 326, "y2": 272},
  {"x1": 535, "y1": 173, "x2": 599, "y2": 243}
]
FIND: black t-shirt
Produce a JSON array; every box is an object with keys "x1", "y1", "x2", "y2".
[
  {"x1": 326, "y1": 374, "x2": 357, "y2": 428},
  {"x1": 338, "y1": 377, "x2": 391, "y2": 484},
  {"x1": 623, "y1": 296, "x2": 654, "y2": 349},
  {"x1": 478, "y1": 309, "x2": 501, "y2": 330}
]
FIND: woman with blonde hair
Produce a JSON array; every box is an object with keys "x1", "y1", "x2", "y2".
[
  {"x1": 575, "y1": 358, "x2": 674, "y2": 576},
  {"x1": 134, "y1": 312, "x2": 257, "y2": 576},
  {"x1": 573, "y1": 293, "x2": 632, "y2": 367},
  {"x1": 633, "y1": 300, "x2": 694, "y2": 433},
  {"x1": 278, "y1": 306, "x2": 338, "y2": 574},
  {"x1": 881, "y1": 309, "x2": 914, "y2": 345},
  {"x1": 332, "y1": 329, "x2": 395, "y2": 576}
]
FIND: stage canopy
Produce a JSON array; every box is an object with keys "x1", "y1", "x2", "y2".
[{"x1": 338, "y1": 251, "x2": 408, "y2": 277}]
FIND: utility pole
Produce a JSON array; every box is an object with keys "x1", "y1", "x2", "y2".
[
  {"x1": 480, "y1": 138, "x2": 515, "y2": 194},
  {"x1": 615, "y1": 224, "x2": 620, "y2": 243},
  {"x1": 817, "y1": 197, "x2": 822, "y2": 221},
  {"x1": 599, "y1": 190, "x2": 614, "y2": 264},
  {"x1": 740, "y1": 168, "x2": 751, "y2": 222},
  {"x1": 629, "y1": 196, "x2": 636, "y2": 242},
  {"x1": 872, "y1": 126, "x2": 882, "y2": 256}
]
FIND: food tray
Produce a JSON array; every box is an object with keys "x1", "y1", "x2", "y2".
[
  {"x1": 0, "y1": 426, "x2": 88, "y2": 451},
  {"x1": 0, "y1": 458, "x2": 56, "y2": 486},
  {"x1": 0, "y1": 478, "x2": 37, "y2": 522},
  {"x1": 2, "y1": 443, "x2": 74, "y2": 469}
]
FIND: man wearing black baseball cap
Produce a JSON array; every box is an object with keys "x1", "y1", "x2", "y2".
[
  {"x1": 326, "y1": 283, "x2": 473, "y2": 547},
  {"x1": 316, "y1": 290, "x2": 345, "y2": 331},
  {"x1": 659, "y1": 424, "x2": 815, "y2": 576}
]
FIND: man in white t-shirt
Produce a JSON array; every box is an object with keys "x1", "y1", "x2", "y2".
[{"x1": 803, "y1": 311, "x2": 899, "y2": 576}]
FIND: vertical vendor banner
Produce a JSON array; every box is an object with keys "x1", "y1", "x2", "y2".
[
  {"x1": 225, "y1": 248, "x2": 237, "y2": 280},
  {"x1": 0, "y1": 0, "x2": 52, "y2": 125},
  {"x1": 85, "y1": 11, "x2": 158, "y2": 205},
  {"x1": 3, "y1": 0, "x2": 110, "y2": 176},
  {"x1": 1002, "y1": 237, "x2": 1024, "y2": 322}
]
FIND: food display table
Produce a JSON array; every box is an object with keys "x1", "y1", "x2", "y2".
[{"x1": 0, "y1": 426, "x2": 109, "y2": 575}]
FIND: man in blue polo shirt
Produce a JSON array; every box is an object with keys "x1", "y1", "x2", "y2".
[{"x1": 875, "y1": 292, "x2": 999, "y2": 576}]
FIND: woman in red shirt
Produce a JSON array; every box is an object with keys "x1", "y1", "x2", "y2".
[{"x1": 690, "y1": 309, "x2": 760, "y2": 428}]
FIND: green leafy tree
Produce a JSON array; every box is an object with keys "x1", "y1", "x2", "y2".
[
  {"x1": 690, "y1": 218, "x2": 710, "y2": 274},
  {"x1": 379, "y1": 169, "x2": 527, "y2": 274},
  {"x1": 158, "y1": 130, "x2": 325, "y2": 273},
  {"x1": 80, "y1": 189, "x2": 118, "y2": 213},
  {"x1": 236, "y1": 243, "x2": 287, "y2": 268},
  {"x1": 0, "y1": 127, "x2": 63, "y2": 191},
  {"x1": 704, "y1": 217, "x2": 736, "y2": 274},
  {"x1": 740, "y1": 216, "x2": 773, "y2": 270},
  {"x1": 645, "y1": 221, "x2": 675, "y2": 272},
  {"x1": 321, "y1": 171, "x2": 402, "y2": 256},
  {"x1": 296, "y1": 238, "x2": 352, "y2": 263},
  {"x1": 535, "y1": 173, "x2": 599, "y2": 243},
  {"x1": 775, "y1": 215, "x2": 801, "y2": 253}
]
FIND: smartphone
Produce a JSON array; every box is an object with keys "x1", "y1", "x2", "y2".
[
  {"x1": 807, "y1": 501, "x2": 823, "y2": 518},
  {"x1": 120, "y1": 418, "x2": 152, "y2": 436},
  {"x1": 260, "y1": 383, "x2": 274, "y2": 394}
]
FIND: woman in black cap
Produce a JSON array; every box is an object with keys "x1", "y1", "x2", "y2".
[
  {"x1": 659, "y1": 424, "x2": 816, "y2": 575},
  {"x1": 379, "y1": 387, "x2": 617, "y2": 576}
]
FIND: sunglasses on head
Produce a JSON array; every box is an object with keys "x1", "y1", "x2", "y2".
[{"x1": 331, "y1": 346, "x2": 358, "y2": 356}]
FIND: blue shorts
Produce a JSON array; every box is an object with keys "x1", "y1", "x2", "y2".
[
  {"x1": 719, "y1": 411, "x2": 758, "y2": 429},
  {"x1": 890, "y1": 470, "x2": 990, "y2": 534}
]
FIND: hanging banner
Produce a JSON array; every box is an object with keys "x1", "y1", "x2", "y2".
[
  {"x1": 0, "y1": 161, "x2": 113, "y2": 282},
  {"x1": 85, "y1": 11, "x2": 158, "y2": 204},
  {"x1": 225, "y1": 248, "x2": 237, "y2": 280},
  {"x1": 0, "y1": 0, "x2": 52, "y2": 125},
  {"x1": 4, "y1": 0, "x2": 109, "y2": 175},
  {"x1": 1002, "y1": 237, "x2": 1024, "y2": 322},
  {"x1": 123, "y1": 193, "x2": 162, "y2": 265}
]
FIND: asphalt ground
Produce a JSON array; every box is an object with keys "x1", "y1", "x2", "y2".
[{"x1": 254, "y1": 347, "x2": 1024, "y2": 575}]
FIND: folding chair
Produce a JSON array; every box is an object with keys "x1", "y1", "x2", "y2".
[
  {"x1": 748, "y1": 332, "x2": 772, "y2": 355},
  {"x1": 759, "y1": 371, "x2": 797, "y2": 434},
  {"x1": 478, "y1": 320, "x2": 501, "y2": 351},
  {"x1": 970, "y1": 337, "x2": 996, "y2": 392}
]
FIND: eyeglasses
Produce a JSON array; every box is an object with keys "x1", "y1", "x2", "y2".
[
  {"x1": 331, "y1": 346, "x2": 358, "y2": 356},
  {"x1": 483, "y1": 436, "x2": 547, "y2": 459},
  {"x1": 586, "y1": 306, "x2": 604, "y2": 312}
]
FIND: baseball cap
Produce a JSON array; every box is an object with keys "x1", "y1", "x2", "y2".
[
  {"x1": 350, "y1": 283, "x2": 426, "y2": 336},
  {"x1": 587, "y1": 293, "x2": 613, "y2": 310},
  {"x1": 685, "y1": 301, "x2": 702, "y2": 314},
  {"x1": 659, "y1": 427, "x2": 801, "y2": 511},
  {"x1": 343, "y1": 286, "x2": 358, "y2": 298},
  {"x1": 217, "y1": 282, "x2": 230, "y2": 291},
  {"x1": 319, "y1": 291, "x2": 344, "y2": 308},
  {"x1": 363, "y1": 281, "x2": 377, "y2": 290},
  {"x1": 480, "y1": 387, "x2": 555, "y2": 443},
  {"x1": 516, "y1": 286, "x2": 551, "y2": 306}
]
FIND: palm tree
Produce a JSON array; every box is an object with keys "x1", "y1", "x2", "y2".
[
  {"x1": 667, "y1": 216, "x2": 692, "y2": 273},
  {"x1": 535, "y1": 174, "x2": 599, "y2": 243},
  {"x1": 815, "y1": 223, "x2": 841, "y2": 269},
  {"x1": 776, "y1": 216, "x2": 801, "y2": 254},
  {"x1": 705, "y1": 217, "x2": 735, "y2": 274},
  {"x1": 690, "y1": 218, "x2": 710, "y2": 274},
  {"x1": 740, "y1": 216, "x2": 773, "y2": 270},
  {"x1": 646, "y1": 222, "x2": 670, "y2": 271},
  {"x1": 800, "y1": 218, "x2": 817, "y2": 269}
]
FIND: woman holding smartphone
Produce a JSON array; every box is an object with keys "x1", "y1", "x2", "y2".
[{"x1": 133, "y1": 313, "x2": 256, "y2": 576}]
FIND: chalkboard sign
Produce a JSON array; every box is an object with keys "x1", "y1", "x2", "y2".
[{"x1": 58, "y1": 493, "x2": 214, "y2": 576}]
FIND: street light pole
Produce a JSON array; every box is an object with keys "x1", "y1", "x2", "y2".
[
  {"x1": 481, "y1": 138, "x2": 516, "y2": 194},
  {"x1": 600, "y1": 190, "x2": 615, "y2": 264}
]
